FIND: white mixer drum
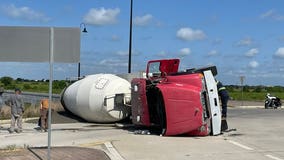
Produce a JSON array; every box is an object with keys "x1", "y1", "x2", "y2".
[{"x1": 61, "y1": 74, "x2": 131, "y2": 123}]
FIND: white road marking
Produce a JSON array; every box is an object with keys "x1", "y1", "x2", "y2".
[
  {"x1": 104, "y1": 141, "x2": 125, "y2": 160},
  {"x1": 227, "y1": 140, "x2": 283, "y2": 160},
  {"x1": 227, "y1": 140, "x2": 254, "y2": 150},
  {"x1": 265, "y1": 154, "x2": 284, "y2": 160}
]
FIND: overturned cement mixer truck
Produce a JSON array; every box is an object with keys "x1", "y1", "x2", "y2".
[{"x1": 61, "y1": 58, "x2": 222, "y2": 136}]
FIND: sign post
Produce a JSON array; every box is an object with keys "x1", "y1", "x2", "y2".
[{"x1": 47, "y1": 27, "x2": 54, "y2": 160}]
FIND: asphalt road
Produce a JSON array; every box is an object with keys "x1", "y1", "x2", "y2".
[
  {"x1": 1, "y1": 107, "x2": 284, "y2": 160},
  {"x1": 224, "y1": 107, "x2": 284, "y2": 160}
]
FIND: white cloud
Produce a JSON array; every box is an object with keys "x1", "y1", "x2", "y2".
[
  {"x1": 156, "y1": 51, "x2": 167, "y2": 57},
  {"x1": 0, "y1": 4, "x2": 50, "y2": 22},
  {"x1": 274, "y1": 47, "x2": 284, "y2": 58},
  {"x1": 208, "y1": 50, "x2": 218, "y2": 56},
  {"x1": 212, "y1": 38, "x2": 222, "y2": 45},
  {"x1": 236, "y1": 37, "x2": 253, "y2": 47},
  {"x1": 248, "y1": 60, "x2": 259, "y2": 68},
  {"x1": 260, "y1": 9, "x2": 275, "y2": 19},
  {"x1": 179, "y1": 48, "x2": 191, "y2": 56},
  {"x1": 245, "y1": 48, "x2": 259, "y2": 57},
  {"x1": 115, "y1": 50, "x2": 140, "y2": 56},
  {"x1": 116, "y1": 50, "x2": 128, "y2": 56},
  {"x1": 111, "y1": 35, "x2": 120, "y2": 41},
  {"x1": 99, "y1": 59, "x2": 128, "y2": 67},
  {"x1": 83, "y1": 7, "x2": 120, "y2": 26},
  {"x1": 176, "y1": 27, "x2": 206, "y2": 41},
  {"x1": 134, "y1": 14, "x2": 153, "y2": 26},
  {"x1": 260, "y1": 9, "x2": 284, "y2": 21}
]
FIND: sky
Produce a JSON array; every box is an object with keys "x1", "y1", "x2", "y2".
[{"x1": 0, "y1": 0, "x2": 284, "y2": 86}]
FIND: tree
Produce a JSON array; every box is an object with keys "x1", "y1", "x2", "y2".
[
  {"x1": 16, "y1": 78, "x2": 24, "y2": 82},
  {"x1": 0, "y1": 76, "x2": 14, "y2": 86},
  {"x1": 53, "y1": 80, "x2": 67, "y2": 89},
  {"x1": 254, "y1": 86, "x2": 263, "y2": 92}
]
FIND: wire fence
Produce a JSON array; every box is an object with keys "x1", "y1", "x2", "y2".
[{"x1": 2, "y1": 90, "x2": 61, "y2": 107}]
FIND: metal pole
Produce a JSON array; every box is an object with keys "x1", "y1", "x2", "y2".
[
  {"x1": 47, "y1": 27, "x2": 54, "y2": 160},
  {"x1": 128, "y1": 0, "x2": 133, "y2": 73},
  {"x1": 240, "y1": 76, "x2": 245, "y2": 106},
  {"x1": 78, "y1": 62, "x2": 80, "y2": 79}
]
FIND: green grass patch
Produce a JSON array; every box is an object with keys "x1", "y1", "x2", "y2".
[
  {"x1": 0, "y1": 77, "x2": 69, "y2": 94},
  {"x1": 229, "y1": 91, "x2": 284, "y2": 101}
]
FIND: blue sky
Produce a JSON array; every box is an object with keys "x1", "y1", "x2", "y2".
[{"x1": 0, "y1": 0, "x2": 284, "y2": 86}]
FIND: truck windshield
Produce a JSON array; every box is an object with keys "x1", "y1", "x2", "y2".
[
  {"x1": 146, "y1": 59, "x2": 180, "y2": 78},
  {"x1": 148, "y1": 62, "x2": 161, "y2": 78}
]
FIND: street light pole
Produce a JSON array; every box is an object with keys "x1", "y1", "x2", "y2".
[
  {"x1": 128, "y1": 0, "x2": 133, "y2": 73},
  {"x1": 79, "y1": 23, "x2": 88, "y2": 79}
]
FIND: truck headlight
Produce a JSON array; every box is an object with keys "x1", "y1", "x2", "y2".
[{"x1": 134, "y1": 85, "x2": 138, "y2": 92}]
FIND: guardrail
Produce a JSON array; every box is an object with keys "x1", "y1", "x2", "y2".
[{"x1": 2, "y1": 90, "x2": 61, "y2": 106}]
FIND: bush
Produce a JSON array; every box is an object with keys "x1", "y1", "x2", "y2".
[
  {"x1": 53, "y1": 80, "x2": 67, "y2": 90},
  {"x1": 0, "y1": 77, "x2": 13, "y2": 86},
  {"x1": 23, "y1": 84, "x2": 31, "y2": 90}
]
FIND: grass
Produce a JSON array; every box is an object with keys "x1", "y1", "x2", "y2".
[
  {"x1": 0, "y1": 80, "x2": 68, "y2": 94},
  {"x1": 229, "y1": 91, "x2": 284, "y2": 101}
]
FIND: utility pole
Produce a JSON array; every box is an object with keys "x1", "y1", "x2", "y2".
[{"x1": 128, "y1": 0, "x2": 133, "y2": 73}]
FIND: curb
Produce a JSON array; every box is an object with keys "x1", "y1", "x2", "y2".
[
  {"x1": 238, "y1": 106, "x2": 262, "y2": 109},
  {"x1": 230, "y1": 106, "x2": 269, "y2": 109},
  {"x1": 0, "y1": 117, "x2": 38, "y2": 124}
]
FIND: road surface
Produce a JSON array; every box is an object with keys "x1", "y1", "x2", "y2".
[{"x1": 0, "y1": 106, "x2": 283, "y2": 160}]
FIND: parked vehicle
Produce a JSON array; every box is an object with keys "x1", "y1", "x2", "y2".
[{"x1": 265, "y1": 93, "x2": 281, "y2": 109}]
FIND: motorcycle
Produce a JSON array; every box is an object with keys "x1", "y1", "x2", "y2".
[{"x1": 264, "y1": 93, "x2": 281, "y2": 109}]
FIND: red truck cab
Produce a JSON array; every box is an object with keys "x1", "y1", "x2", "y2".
[{"x1": 131, "y1": 59, "x2": 221, "y2": 136}]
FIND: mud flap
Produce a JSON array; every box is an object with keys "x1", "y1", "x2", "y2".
[{"x1": 203, "y1": 70, "x2": 221, "y2": 135}]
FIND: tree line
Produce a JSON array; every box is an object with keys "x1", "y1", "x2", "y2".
[{"x1": 0, "y1": 76, "x2": 67, "y2": 93}]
